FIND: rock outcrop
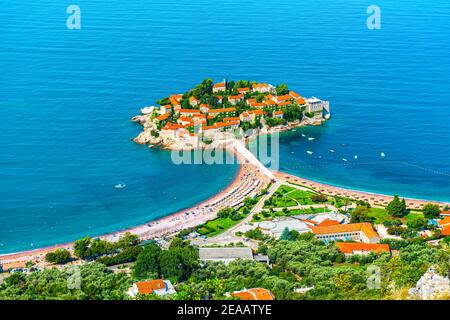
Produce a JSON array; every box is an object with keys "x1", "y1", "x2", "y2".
[{"x1": 408, "y1": 266, "x2": 450, "y2": 300}]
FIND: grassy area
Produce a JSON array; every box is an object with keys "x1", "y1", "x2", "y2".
[
  {"x1": 265, "y1": 184, "x2": 319, "y2": 208},
  {"x1": 367, "y1": 207, "x2": 389, "y2": 223},
  {"x1": 405, "y1": 212, "x2": 425, "y2": 222},
  {"x1": 197, "y1": 217, "x2": 242, "y2": 237},
  {"x1": 253, "y1": 207, "x2": 331, "y2": 222}
]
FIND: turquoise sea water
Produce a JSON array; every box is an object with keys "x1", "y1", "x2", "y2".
[{"x1": 1, "y1": 0, "x2": 450, "y2": 254}]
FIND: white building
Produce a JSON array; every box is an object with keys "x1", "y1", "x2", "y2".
[
  {"x1": 199, "y1": 247, "x2": 253, "y2": 264},
  {"x1": 306, "y1": 97, "x2": 329, "y2": 114}
]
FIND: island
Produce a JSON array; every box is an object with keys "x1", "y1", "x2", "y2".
[{"x1": 131, "y1": 79, "x2": 331, "y2": 150}]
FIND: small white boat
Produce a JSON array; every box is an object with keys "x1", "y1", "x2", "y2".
[
  {"x1": 115, "y1": 183, "x2": 126, "y2": 189},
  {"x1": 308, "y1": 137, "x2": 315, "y2": 141},
  {"x1": 329, "y1": 149, "x2": 335, "y2": 153},
  {"x1": 354, "y1": 155, "x2": 358, "y2": 160},
  {"x1": 291, "y1": 151, "x2": 295, "y2": 154},
  {"x1": 301, "y1": 134, "x2": 306, "y2": 137},
  {"x1": 381, "y1": 152, "x2": 386, "y2": 158},
  {"x1": 307, "y1": 151, "x2": 314, "y2": 155},
  {"x1": 342, "y1": 158, "x2": 348, "y2": 162}
]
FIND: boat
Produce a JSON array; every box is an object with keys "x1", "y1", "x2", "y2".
[
  {"x1": 354, "y1": 155, "x2": 358, "y2": 159},
  {"x1": 307, "y1": 151, "x2": 313, "y2": 155},
  {"x1": 301, "y1": 134, "x2": 306, "y2": 137},
  {"x1": 291, "y1": 151, "x2": 295, "y2": 154},
  {"x1": 329, "y1": 149, "x2": 335, "y2": 153},
  {"x1": 381, "y1": 152, "x2": 386, "y2": 158},
  {"x1": 115, "y1": 183, "x2": 126, "y2": 189},
  {"x1": 308, "y1": 137, "x2": 315, "y2": 141},
  {"x1": 342, "y1": 158, "x2": 348, "y2": 162}
]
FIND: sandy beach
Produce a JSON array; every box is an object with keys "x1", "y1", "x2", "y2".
[
  {"x1": 2, "y1": 154, "x2": 448, "y2": 268},
  {"x1": 274, "y1": 172, "x2": 449, "y2": 210}
]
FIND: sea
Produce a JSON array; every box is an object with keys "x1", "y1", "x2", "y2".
[{"x1": 1, "y1": 0, "x2": 449, "y2": 254}]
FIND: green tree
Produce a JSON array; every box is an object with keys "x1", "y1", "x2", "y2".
[
  {"x1": 133, "y1": 243, "x2": 162, "y2": 279},
  {"x1": 276, "y1": 84, "x2": 289, "y2": 95},
  {"x1": 422, "y1": 203, "x2": 440, "y2": 219},
  {"x1": 45, "y1": 249, "x2": 71, "y2": 264},
  {"x1": 350, "y1": 206, "x2": 372, "y2": 223},
  {"x1": 386, "y1": 195, "x2": 407, "y2": 217}
]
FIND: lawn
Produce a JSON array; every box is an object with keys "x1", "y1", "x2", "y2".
[
  {"x1": 405, "y1": 212, "x2": 425, "y2": 222},
  {"x1": 367, "y1": 207, "x2": 389, "y2": 223},
  {"x1": 265, "y1": 185, "x2": 319, "y2": 208},
  {"x1": 253, "y1": 207, "x2": 332, "y2": 222},
  {"x1": 197, "y1": 217, "x2": 241, "y2": 237}
]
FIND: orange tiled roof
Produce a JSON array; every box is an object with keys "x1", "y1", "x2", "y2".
[
  {"x1": 213, "y1": 82, "x2": 226, "y2": 88},
  {"x1": 135, "y1": 280, "x2": 165, "y2": 295},
  {"x1": 169, "y1": 95, "x2": 181, "y2": 106},
  {"x1": 295, "y1": 97, "x2": 306, "y2": 105},
  {"x1": 442, "y1": 225, "x2": 450, "y2": 236},
  {"x1": 179, "y1": 109, "x2": 201, "y2": 114},
  {"x1": 251, "y1": 102, "x2": 266, "y2": 107},
  {"x1": 252, "y1": 83, "x2": 270, "y2": 89},
  {"x1": 237, "y1": 87, "x2": 250, "y2": 92},
  {"x1": 273, "y1": 110, "x2": 284, "y2": 115},
  {"x1": 208, "y1": 107, "x2": 236, "y2": 114},
  {"x1": 277, "y1": 101, "x2": 291, "y2": 107},
  {"x1": 317, "y1": 219, "x2": 339, "y2": 227},
  {"x1": 311, "y1": 222, "x2": 379, "y2": 239},
  {"x1": 250, "y1": 109, "x2": 264, "y2": 115},
  {"x1": 228, "y1": 94, "x2": 244, "y2": 100},
  {"x1": 264, "y1": 100, "x2": 277, "y2": 106},
  {"x1": 216, "y1": 95, "x2": 222, "y2": 100},
  {"x1": 232, "y1": 288, "x2": 274, "y2": 301},
  {"x1": 289, "y1": 91, "x2": 301, "y2": 99},
  {"x1": 336, "y1": 242, "x2": 390, "y2": 254},
  {"x1": 189, "y1": 96, "x2": 198, "y2": 102},
  {"x1": 161, "y1": 104, "x2": 172, "y2": 109},
  {"x1": 277, "y1": 94, "x2": 293, "y2": 101},
  {"x1": 441, "y1": 211, "x2": 450, "y2": 215},
  {"x1": 223, "y1": 117, "x2": 240, "y2": 122},
  {"x1": 155, "y1": 113, "x2": 170, "y2": 121},
  {"x1": 438, "y1": 216, "x2": 450, "y2": 227},
  {"x1": 162, "y1": 122, "x2": 185, "y2": 131}
]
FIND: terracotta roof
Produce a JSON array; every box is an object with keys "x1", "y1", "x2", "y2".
[
  {"x1": 289, "y1": 91, "x2": 301, "y2": 99},
  {"x1": 228, "y1": 94, "x2": 244, "y2": 100},
  {"x1": 438, "y1": 216, "x2": 450, "y2": 227},
  {"x1": 252, "y1": 83, "x2": 270, "y2": 89},
  {"x1": 213, "y1": 82, "x2": 226, "y2": 88},
  {"x1": 311, "y1": 222, "x2": 379, "y2": 240},
  {"x1": 251, "y1": 102, "x2": 266, "y2": 107},
  {"x1": 223, "y1": 117, "x2": 240, "y2": 122},
  {"x1": 237, "y1": 87, "x2": 250, "y2": 92},
  {"x1": 441, "y1": 211, "x2": 450, "y2": 215},
  {"x1": 135, "y1": 280, "x2": 165, "y2": 295},
  {"x1": 277, "y1": 94, "x2": 293, "y2": 101},
  {"x1": 189, "y1": 96, "x2": 198, "y2": 102},
  {"x1": 317, "y1": 219, "x2": 339, "y2": 227},
  {"x1": 273, "y1": 110, "x2": 284, "y2": 115},
  {"x1": 162, "y1": 122, "x2": 185, "y2": 131},
  {"x1": 179, "y1": 109, "x2": 201, "y2": 114},
  {"x1": 216, "y1": 95, "x2": 222, "y2": 100},
  {"x1": 295, "y1": 97, "x2": 306, "y2": 105},
  {"x1": 250, "y1": 109, "x2": 264, "y2": 115},
  {"x1": 208, "y1": 107, "x2": 236, "y2": 113},
  {"x1": 202, "y1": 125, "x2": 218, "y2": 130},
  {"x1": 232, "y1": 288, "x2": 274, "y2": 300},
  {"x1": 161, "y1": 104, "x2": 172, "y2": 109},
  {"x1": 277, "y1": 101, "x2": 291, "y2": 107},
  {"x1": 442, "y1": 225, "x2": 450, "y2": 236},
  {"x1": 336, "y1": 242, "x2": 390, "y2": 254},
  {"x1": 264, "y1": 99, "x2": 277, "y2": 106},
  {"x1": 169, "y1": 95, "x2": 181, "y2": 106},
  {"x1": 155, "y1": 113, "x2": 170, "y2": 121}
]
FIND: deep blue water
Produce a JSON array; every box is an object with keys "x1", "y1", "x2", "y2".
[{"x1": 1, "y1": 0, "x2": 449, "y2": 254}]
